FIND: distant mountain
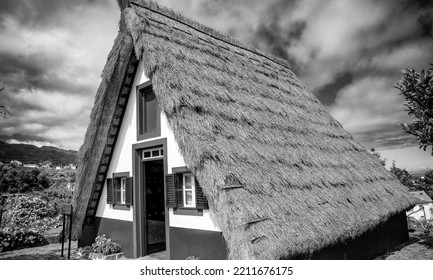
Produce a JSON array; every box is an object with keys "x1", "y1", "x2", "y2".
[{"x1": 0, "y1": 141, "x2": 77, "y2": 166}]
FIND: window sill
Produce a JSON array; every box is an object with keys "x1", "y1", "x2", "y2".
[
  {"x1": 137, "y1": 130, "x2": 161, "y2": 141},
  {"x1": 173, "y1": 208, "x2": 203, "y2": 216},
  {"x1": 112, "y1": 204, "x2": 130, "y2": 211}
]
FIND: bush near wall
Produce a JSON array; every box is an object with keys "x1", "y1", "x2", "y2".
[
  {"x1": 76, "y1": 235, "x2": 123, "y2": 259},
  {"x1": 0, "y1": 230, "x2": 46, "y2": 252}
]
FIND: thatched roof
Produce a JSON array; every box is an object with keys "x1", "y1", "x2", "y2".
[
  {"x1": 73, "y1": 0, "x2": 416, "y2": 259},
  {"x1": 409, "y1": 191, "x2": 433, "y2": 204}
]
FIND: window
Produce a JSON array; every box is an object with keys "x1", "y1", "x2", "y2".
[
  {"x1": 182, "y1": 173, "x2": 196, "y2": 208},
  {"x1": 142, "y1": 147, "x2": 164, "y2": 160},
  {"x1": 137, "y1": 81, "x2": 160, "y2": 140},
  {"x1": 114, "y1": 177, "x2": 126, "y2": 205},
  {"x1": 165, "y1": 167, "x2": 208, "y2": 212},
  {"x1": 107, "y1": 173, "x2": 133, "y2": 208}
]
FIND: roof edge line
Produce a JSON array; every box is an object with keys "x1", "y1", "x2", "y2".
[{"x1": 129, "y1": 1, "x2": 292, "y2": 72}]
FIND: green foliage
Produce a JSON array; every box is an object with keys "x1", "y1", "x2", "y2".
[
  {"x1": 76, "y1": 246, "x2": 94, "y2": 259},
  {"x1": 395, "y1": 64, "x2": 433, "y2": 155},
  {"x1": 0, "y1": 87, "x2": 10, "y2": 119},
  {"x1": 0, "y1": 164, "x2": 50, "y2": 193},
  {"x1": 91, "y1": 235, "x2": 122, "y2": 256},
  {"x1": 389, "y1": 161, "x2": 413, "y2": 188},
  {"x1": 425, "y1": 170, "x2": 433, "y2": 185},
  {"x1": 40, "y1": 169, "x2": 74, "y2": 205},
  {"x1": 0, "y1": 230, "x2": 45, "y2": 252},
  {"x1": 0, "y1": 165, "x2": 75, "y2": 252},
  {"x1": 0, "y1": 195, "x2": 62, "y2": 234},
  {"x1": 0, "y1": 164, "x2": 75, "y2": 196}
]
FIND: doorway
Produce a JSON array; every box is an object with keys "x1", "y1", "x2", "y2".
[
  {"x1": 132, "y1": 139, "x2": 168, "y2": 259},
  {"x1": 143, "y1": 159, "x2": 166, "y2": 254}
]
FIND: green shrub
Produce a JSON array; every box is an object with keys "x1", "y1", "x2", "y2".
[
  {"x1": 92, "y1": 235, "x2": 122, "y2": 256},
  {"x1": 0, "y1": 195, "x2": 62, "y2": 233},
  {"x1": 0, "y1": 230, "x2": 46, "y2": 252},
  {"x1": 0, "y1": 166, "x2": 52, "y2": 193},
  {"x1": 76, "y1": 246, "x2": 94, "y2": 260}
]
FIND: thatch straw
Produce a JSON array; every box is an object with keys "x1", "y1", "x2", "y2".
[
  {"x1": 71, "y1": 26, "x2": 135, "y2": 239},
  {"x1": 74, "y1": 0, "x2": 416, "y2": 259}
]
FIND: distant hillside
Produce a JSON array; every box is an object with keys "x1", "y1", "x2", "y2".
[
  {"x1": 409, "y1": 170, "x2": 429, "y2": 179},
  {"x1": 0, "y1": 141, "x2": 77, "y2": 166}
]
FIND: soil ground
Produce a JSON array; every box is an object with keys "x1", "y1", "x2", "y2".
[{"x1": 0, "y1": 232, "x2": 432, "y2": 260}]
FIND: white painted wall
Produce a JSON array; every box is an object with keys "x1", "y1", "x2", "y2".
[
  {"x1": 407, "y1": 203, "x2": 433, "y2": 221},
  {"x1": 95, "y1": 60, "x2": 221, "y2": 232},
  {"x1": 169, "y1": 209, "x2": 221, "y2": 232}
]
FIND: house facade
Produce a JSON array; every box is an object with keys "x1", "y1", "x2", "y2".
[
  {"x1": 82, "y1": 63, "x2": 226, "y2": 258},
  {"x1": 73, "y1": 0, "x2": 416, "y2": 260}
]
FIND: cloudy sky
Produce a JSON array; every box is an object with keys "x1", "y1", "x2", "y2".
[{"x1": 0, "y1": 0, "x2": 432, "y2": 172}]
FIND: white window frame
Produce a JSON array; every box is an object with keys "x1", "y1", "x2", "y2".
[
  {"x1": 120, "y1": 177, "x2": 126, "y2": 205},
  {"x1": 113, "y1": 177, "x2": 126, "y2": 205},
  {"x1": 182, "y1": 173, "x2": 196, "y2": 208},
  {"x1": 142, "y1": 147, "x2": 164, "y2": 160}
]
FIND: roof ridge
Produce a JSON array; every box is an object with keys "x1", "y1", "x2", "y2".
[{"x1": 130, "y1": 0, "x2": 293, "y2": 71}]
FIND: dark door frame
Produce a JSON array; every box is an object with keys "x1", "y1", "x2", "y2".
[{"x1": 132, "y1": 138, "x2": 168, "y2": 258}]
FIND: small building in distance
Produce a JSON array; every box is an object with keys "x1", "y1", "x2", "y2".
[
  {"x1": 67, "y1": 164, "x2": 77, "y2": 170},
  {"x1": 407, "y1": 191, "x2": 433, "y2": 222},
  {"x1": 10, "y1": 160, "x2": 23, "y2": 167},
  {"x1": 39, "y1": 161, "x2": 52, "y2": 169}
]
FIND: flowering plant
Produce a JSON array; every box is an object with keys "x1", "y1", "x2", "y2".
[
  {"x1": 1, "y1": 195, "x2": 62, "y2": 233},
  {"x1": 91, "y1": 235, "x2": 122, "y2": 256},
  {"x1": 0, "y1": 230, "x2": 45, "y2": 252}
]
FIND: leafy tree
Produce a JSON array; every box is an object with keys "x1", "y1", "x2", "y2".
[
  {"x1": 0, "y1": 87, "x2": 11, "y2": 119},
  {"x1": 37, "y1": 173, "x2": 50, "y2": 189},
  {"x1": 425, "y1": 170, "x2": 433, "y2": 185},
  {"x1": 0, "y1": 165, "x2": 51, "y2": 193},
  {"x1": 395, "y1": 64, "x2": 433, "y2": 155},
  {"x1": 389, "y1": 161, "x2": 413, "y2": 188}
]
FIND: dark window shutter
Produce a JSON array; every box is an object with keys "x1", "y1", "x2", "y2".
[
  {"x1": 107, "y1": 178, "x2": 114, "y2": 204},
  {"x1": 125, "y1": 177, "x2": 133, "y2": 206},
  {"x1": 165, "y1": 174, "x2": 176, "y2": 208},
  {"x1": 175, "y1": 173, "x2": 183, "y2": 208},
  {"x1": 195, "y1": 179, "x2": 209, "y2": 209}
]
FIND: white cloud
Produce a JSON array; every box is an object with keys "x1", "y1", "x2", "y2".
[
  {"x1": 0, "y1": 2, "x2": 119, "y2": 150},
  {"x1": 378, "y1": 146, "x2": 433, "y2": 171},
  {"x1": 285, "y1": 0, "x2": 388, "y2": 89},
  {"x1": 329, "y1": 77, "x2": 409, "y2": 133},
  {"x1": 362, "y1": 39, "x2": 433, "y2": 71},
  {"x1": 1, "y1": 87, "x2": 95, "y2": 150},
  {"x1": 7, "y1": 139, "x2": 54, "y2": 147}
]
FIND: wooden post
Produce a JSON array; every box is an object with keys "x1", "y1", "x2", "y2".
[
  {"x1": 68, "y1": 205, "x2": 73, "y2": 260},
  {"x1": 0, "y1": 196, "x2": 4, "y2": 227},
  {"x1": 61, "y1": 213, "x2": 66, "y2": 257}
]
